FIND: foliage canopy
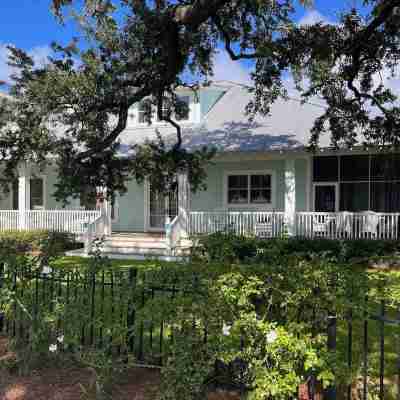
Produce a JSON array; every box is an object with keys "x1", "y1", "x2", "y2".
[{"x1": 1, "y1": 0, "x2": 400, "y2": 200}]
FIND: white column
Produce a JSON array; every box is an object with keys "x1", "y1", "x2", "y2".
[
  {"x1": 18, "y1": 171, "x2": 30, "y2": 230},
  {"x1": 96, "y1": 187, "x2": 112, "y2": 236},
  {"x1": 178, "y1": 173, "x2": 190, "y2": 239},
  {"x1": 284, "y1": 159, "x2": 296, "y2": 236}
]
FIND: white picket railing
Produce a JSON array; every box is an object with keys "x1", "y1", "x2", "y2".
[
  {"x1": 189, "y1": 211, "x2": 400, "y2": 240},
  {"x1": 0, "y1": 211, "x2": 20, "y2": 231},
  {"x1": 296, "y1": 212, "x2": 400, "y2": 240},
  {"x1": 189, "y1": 211, "x2": 286, "y2": 237},
  {"x1": 0, "y1": 210, "x2": 101, "y2": 234}
]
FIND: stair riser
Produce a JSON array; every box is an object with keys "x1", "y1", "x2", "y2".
[
  {"x1": 106, "y1": 238, "x2": 166, "y2": 244},
  {"x1": 101, "y1": 245, "x2": 169, "y2": 255},
  {"x1": 104, "y1": 242, "x2": 167, "y2": 248}
]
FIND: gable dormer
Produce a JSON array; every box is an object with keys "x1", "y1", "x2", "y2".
[{"x1": 127, "y1": 90, "x2": 201, "y2": 127}]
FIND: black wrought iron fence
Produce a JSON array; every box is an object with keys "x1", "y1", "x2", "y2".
[
  {"x1": 0, "y1": 263, "x2": 399, "y2": 400},
  {"x1": 0, "y1": 264, "x2": 180, "y2": 366}
]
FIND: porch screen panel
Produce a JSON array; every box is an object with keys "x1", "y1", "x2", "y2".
[
  {"x1": 371, "y1": 182, "x2": 400, "y2": 212},
  {"x1": 313, "y1": 156, "x2": 338, "y2": 182},
  {"x1": 371, "y1": 154, "x2": 400, "y2": 181},
  {"x1": 340, "y1": 182, "x2": 369, "y2": 212},
  {"x1": 314, "y1": 153, "x2": 400, "y2": 213},
  {"x1": 340, "y1": 155, "x2": 369, "y2": 181}
]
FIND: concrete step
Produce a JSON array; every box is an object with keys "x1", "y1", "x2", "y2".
[
  {"x1": 66, "y1": 248, "x2": 184, "y2": 262},
  {"x1": 103, "y1": 240, "x2": 167, "y2": 249},
  {"x1": 107, "y1": 234, "x2": 165, "y2": 244},
  {"x1": 100, "y1": 244, "x2": 169, "y2": 255}
]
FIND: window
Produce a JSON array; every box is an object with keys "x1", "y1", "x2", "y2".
[
  {"x1": 12, "y1": 180, "x2": 18, "y2": 210},
  {"x1": 138, "y1": 101, "x2": 148, "y2": 124},
  {"x1": 175, "y1": 96, "x2": 190, "y2": 121},
  {"x1": 136, "y1": 95, "x2": 191, "y2": 124},
  {"x1": 30, "y1": 178, "x2": 44, "y2": 209},
  {"x1": 227, "y1": 173, "x2": 272, "y2": 205}
]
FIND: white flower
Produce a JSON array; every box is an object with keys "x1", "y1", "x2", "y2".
[
  {"x1": 222, "y1": 323, "x2": 232, "y2": 336},
  {"x1": 49, "y1": 344, "x2": 57, "y2": 353},
  {"x1": 42, "y1": 266, "x2": 52, "y2": 275},
  {"x1": 266, "y1": 330, "x2": 278, "y2": 344},
  {"x1": 57, "y1": 335, "x2": 64, "y2": 344}
]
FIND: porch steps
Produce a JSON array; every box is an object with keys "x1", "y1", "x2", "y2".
[{"x1": 67, "y1": 232, "x2": 191, "y2": 261}]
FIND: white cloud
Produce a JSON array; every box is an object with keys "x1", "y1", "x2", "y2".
[
  {"x1": 0, "y1": 43, "x2": 52, "y2": 85},
  {"x1": 298, "y1": 10, "x2": 334, "y2": 26},
  {"x1": 211, "y1": 50, "x2": 251, "y2": 85}
]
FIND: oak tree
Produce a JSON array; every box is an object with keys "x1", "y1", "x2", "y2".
[{"x1": 1, "y1": 0, "x2": 400, "y2": 201}]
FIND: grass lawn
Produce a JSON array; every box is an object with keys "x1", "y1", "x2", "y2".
[{"x1": 51, "y1": 255, "x2": 181, "y2": 271}]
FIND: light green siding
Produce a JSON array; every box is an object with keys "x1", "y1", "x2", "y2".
[
  {"x1": 295, "y1": 158, "x2": 309, "y2": 211},
  {"x1": 200, "y1": 89, "x2": 226, "y2": 117},
  {"x1": 0, "y1": 193, "x2": 11, "y2": 209},
  {"x1": 46, "y1": 170, "x2": 65, "y2": 209},
  {"x1": 112, "y1": 180, "x2": 145, "y2": 232},
  {"x1": 191, "y1": 159, "x2": 287, "y2": 211},
  {"x1": 0, "y1": 155, "x2": 311, "y2": 231}
]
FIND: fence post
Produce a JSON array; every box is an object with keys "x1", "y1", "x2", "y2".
[
  {"x1": 0, "y1": 263, "x2": 4, "y2": 332},
  {"x1": 89, "y1": 269, "x2": 96, "y2": 346},
  {"x1": 127, "y1": 268, "x2": 137, "y2": 354},
  {"x1": 325, "y1": 314, "x2": 337, "y2": 400}
]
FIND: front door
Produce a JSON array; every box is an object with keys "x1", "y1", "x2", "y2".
[
  {"x1": 314, "y1": 184, "x2": 338, "y2": 212},
  {"x1": 148, "y1": 184, "x2": 178, "y2": 231}
]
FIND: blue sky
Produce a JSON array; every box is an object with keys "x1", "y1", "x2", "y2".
[{"x1": 0, "y1": 0, "x2": 360, "y2": 86}]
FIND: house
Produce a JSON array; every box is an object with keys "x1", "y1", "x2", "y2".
[{"x1": 1, "y1": 81, "x2": 400, "y2": 259}]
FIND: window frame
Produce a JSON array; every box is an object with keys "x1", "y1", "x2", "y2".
[
  {"x1": 29, "y1": 176, "x2": 46, "y2": 210},
  {"x1": 224, "y1": 170, "x2": 275, "y2": 209},
  {"x1": 131, "y1": 94, "x2": 196, "y2": 126}
]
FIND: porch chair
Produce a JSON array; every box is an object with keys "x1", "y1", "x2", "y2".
[
  {"x1": 312, "y1": 214, "x2": 335, "y2": 238},
  {"x1": 254, "y1": 214, "x2": 274, "y2": 239},
  {"x1": 359, "y1": 211, "x2": 380, "y2": 239}
]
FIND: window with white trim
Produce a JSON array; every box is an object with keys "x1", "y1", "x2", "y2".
[
  {"x1": 227, "y1": 173, "x2": 272, "y2": 205},
  {"x1": 138, "y1": 101, "x2": 149, "y2": 124},
  {"x1": 30, "y1": 178, "x2": 44, "y2": 210},
  {"x1": 133, "y1": 95, "x2": 192, "y2": 125},
  {"x1": 175, "y1": 95, "x2": 190, "y2": 121}
]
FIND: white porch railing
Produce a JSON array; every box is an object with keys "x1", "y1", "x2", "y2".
[
  {"x1": 189, "y1": 211, "x2": 400, "y2": 240},
  {"x1": 189, "y1": 211, "x2": 286, "y2": 237},
  {"x1": 0, "y1": 211, "x2": 20, "y2": 231},
  {"x1": 297, "y1": 212, "x2": 400, "y2": 240},
  {"x1": 0, "y1": 210, "x2": 101, "y2": 234}
]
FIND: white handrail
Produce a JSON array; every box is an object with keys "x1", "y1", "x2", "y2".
[
  {"x1": 165, "y1": 214, "x2": 180, "y2": 254},
  {"x1": 84, "y1": 213, "x2": 106, "y2": 255}
]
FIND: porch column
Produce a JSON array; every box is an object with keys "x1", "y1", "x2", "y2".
[
  {"x1": 96, "y1": 187, "x2": 112, "y2": 236},
  {"x1": 284, "y1": 159, "x2": 296, "y2": 236},
  {"x1": 178, "y1": 173, "x2": 190, "y2": 239},
  {"x1": 18, "y1": 168, "x2": 30, "y2": 230}
]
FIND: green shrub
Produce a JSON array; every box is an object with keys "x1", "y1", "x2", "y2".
[
  {"x1": 0, "y1": 230, "x2": 78, "y2": 257},
  {"x1": 192, "y1": 233, "x2": 400, "y2": 264}
]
